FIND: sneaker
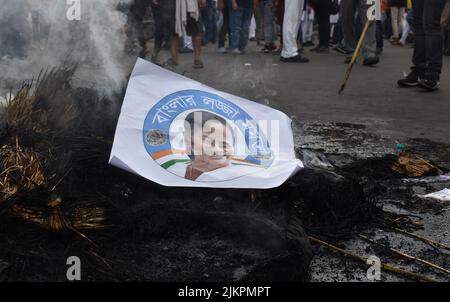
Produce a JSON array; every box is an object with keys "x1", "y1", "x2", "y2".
[
  {"x1": 418, "y1": 77, "x2": 440, "y2": 91},
  {"x1": 363, "y1": 56, "x2": 380, "y2": 66},
  {"x1": 397, "y1": 69, "x2": 422, "y2": 87},
  {"x1": 280, "y1": 54, "x2": 310, "y2": 63},
  {"x1": 311, "y1": 45, "x2": 329, "y2": 53},
  {"x1": 217, "y1": 47, "x2": 227, "y2": 54},
  {"x1": 334, "y1": 44, "x2": 352, "y2": 55},
  {"x1": 230, "y1": 49, "x2": 243, "y2": 55},
  {"x1": 303, "y1": 41, "x2": 315, "y2": 47}
]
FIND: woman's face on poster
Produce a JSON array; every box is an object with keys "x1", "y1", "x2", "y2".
[{"x1": 192, "y1": 120, "x2": 235, "y2": 170}]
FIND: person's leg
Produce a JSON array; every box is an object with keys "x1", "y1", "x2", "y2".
[
  {"x1": 306, "y1": 10, "x2": 314, "y2": 42},
  {"x1": 398, "y1": 7, "x2": 406, "y2": 37},
  {"x1": 263, "y1": 0, "x2": 275, "y2": 46},
  {"x1": 170, "y1": 35, "x2": 179, "y2": 65},
  {"x1": 254, "y1": 3, "x2": 264, "y2": 44},
  {"x1": 423, "y1": 0, "x2": 447, "y2": 80},
  {"x1": 208, "y1": 0, "x2": 217, "y2": 43},
  {"x1": 281, "y1": 0, "x2": 304, "y2": 58},
  {"x1": 194, "y1": 36, "x2": 202, "y2": 62},
  {"x1": 340, "y1": 0, "x2": 357, "y2": 51},
  {"x1": 218, "y1": 2, "x2": 230, "y2": 49},
  {"x1": 301, "y1": 10, "x2": 313, "y2": 44},
  {"x1": 411, "y1": 0, "x2": 426, "y2": 75},
  {"x1": 151, "y1": 2, "x2": 164, "y2": 60},
  {"x1": 229, "y1": 4, "x2": 242, "y2": 50},
  {"x1": 239, "y1": 6, "x2": 254, "y2": 51},
  {"x1": 358, "y1": 0, "x2": 378, "y2": 61},
  {"x1": 316, "y1": 0, "x2": 331, "y2": 47},
  {"x1": 376, "y1": 20, "x2": 384, "y2": 53},
  {"x1": 391, "y1": 7, "x2": 400, "y2": 39},
  {"x1": 400, "y1": 19, "x2": 410, "y2": 45}
]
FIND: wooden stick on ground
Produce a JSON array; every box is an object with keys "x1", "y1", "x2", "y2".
[
  {"x1": 308, "y1": 236, "x2": 435, "y2": 282},
  {"x1": 392, "y1": 227, "x2": 450, "y2": 252},
  {"x1": 358, "y1": 234, "x2": 450, "y2": 276},
  {"x1": 338, "y1": 20, "x2": 374, "y2": 94}
]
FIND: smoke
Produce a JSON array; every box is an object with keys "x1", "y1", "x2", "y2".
[{"x1": 0, "y1": 0, "x2": 134, "y2": 96}]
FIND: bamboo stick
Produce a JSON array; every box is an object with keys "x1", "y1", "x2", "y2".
[
  {"x1": 309, "y1": 236, "x2": 435, "y2": 282},
  {"x1": 392, "y1": 228, "x2": 450, "y2": 251},
  {"x1": 358, "y1": 234, "x2": 450, "y2": 276}
]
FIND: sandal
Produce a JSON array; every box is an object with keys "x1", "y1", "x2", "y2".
[
  {"x1": 193, "y1": 60, "x2": 204, "y2": 69},
  {"x1": 164, "y1": 58, "x2": 179, "y2": 67}
]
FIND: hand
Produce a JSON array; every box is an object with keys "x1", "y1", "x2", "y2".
[
  {"x1": 198, "y1": 0, "x2": 206, "y2": 8},
  {"x1": 232, "y1": 0, "x2": 239, "y2": 11},
  {"x1": 218, "y1": 0, "x2": 224, "y2": 10}
]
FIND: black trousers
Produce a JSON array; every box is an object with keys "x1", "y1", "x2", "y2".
[
  {"x1": 412, "y1": 0, "x2": 447, "y2": 78},
  {"x1": 150, "y1": 2, "x2": 164, "y2": 50},
  {"x1": 218, "y1": 0, "x2": 231, "y2": 48},
  {"x1": 311, "y1": 0, "x2": 332, "y2": 47}
]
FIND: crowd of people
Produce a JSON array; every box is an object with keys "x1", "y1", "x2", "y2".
[{"x1": 146, "y1": 0, "x2": 450, "y2": 91}]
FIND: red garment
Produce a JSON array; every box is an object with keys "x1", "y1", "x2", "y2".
[{"x1": 381, "y1": 0, "x2": 389, "y2": 12}]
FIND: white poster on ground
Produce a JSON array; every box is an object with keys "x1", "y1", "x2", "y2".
[{"x1": 109, "y1": 58, "x2": 303, "y2": 188}]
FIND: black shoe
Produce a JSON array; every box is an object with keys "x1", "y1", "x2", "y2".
[
  {"x1": 363, "y1": 56, "x2": 380, "y2": 66},
  {"x1": 303, "y1": 41, "x2": 315, "y2": 47},
  {"x1": 334, "y1": 45, "x2": 352, "y2": 55},
  {"x1": 397, "y1": 69, "x2": 422, "y2": 87},
  {"x1": 310, "y1": 45, "x2": 329, "y2": 53},
  {"x1": 280, "y1": 54, "x2": 310, "y2": 63},
  {"x1": 418, "y1": 77, "x2": 440, "y2": 91}
]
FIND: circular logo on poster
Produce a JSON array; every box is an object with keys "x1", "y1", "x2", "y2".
[{"x1": 143, "y1": 90, "x2": 274, "y2": 182}]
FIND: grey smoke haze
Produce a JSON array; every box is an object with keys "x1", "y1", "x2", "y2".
[{"x1": 0, "y1": 0, "x2": 134, "y2": 96}]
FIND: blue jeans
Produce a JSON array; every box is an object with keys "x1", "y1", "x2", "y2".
[
  {"x1": 261, "y1": 0, "x2": 274, "y2": 44},
  {"x1": 201, "y1": 0, "x2": 217, "y2": 43},
  {"x1": 229, "y1": 4, "x2": 253, "y2": 50}
]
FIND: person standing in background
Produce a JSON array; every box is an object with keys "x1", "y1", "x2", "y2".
[
  {"x1": 201, "y1": 0, "x2": 217, "y2": 45},
  {"x1": 255, "y1": 0, "x2": 277, "y2": 53},
  {"x1": 340, "y1": 0, "x2": 379, "y2": 66},
  {"x1": 309, "y1": 0, "x2": 332, "y2": 53},
  {"x1": 217, "y1": 0, "x2": 231, "y2": 53},
  {"x1": 280, "y1": 0, "x2": 309, "y2": 62},
  {"x1": 389, "y1": 0, "x2": 407, "y2": 45},
  {"x1": 150, "y1": 0, "x2": 165, "y2": 62},
  {"x1": 228, "y1": 0, "x2": 254, "y2": 54},
  {"x1": 443, "y1": 0, "x2": 450, "y2": 56},
  {"x1": 398, "y1": 0, "x2": 447, "y2": 91}
]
